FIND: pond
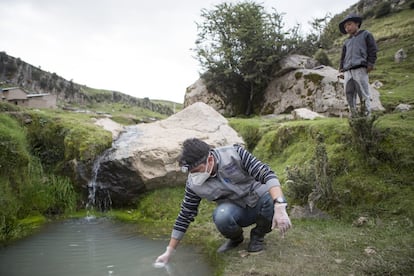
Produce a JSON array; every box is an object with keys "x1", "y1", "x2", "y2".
[{"x1": 0, "y1": 217, "x2": 213, "y2": 276}]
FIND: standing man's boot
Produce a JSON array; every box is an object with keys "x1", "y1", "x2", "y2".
[
  {"x1": 247, "y1": 215, "x2": 272, "y2": 254},
  {"x1": 217, "y1": 229, "x2": 244, "y2": 253}
]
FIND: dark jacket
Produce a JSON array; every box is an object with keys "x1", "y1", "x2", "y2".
[{"x1": 340, "y1": 30, "x2": 378, "y2": 72}]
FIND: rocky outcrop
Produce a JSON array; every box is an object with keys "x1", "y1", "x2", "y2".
[
  {"x1": 261, "y1": 55, "x2": 384, "y2": 116},
  {"x1": 185, "y1": 55, "x2": 385, "y2": 117},
  {"x1": 184, "y1": 79, "x2": 227, "y2": 114},
  {"x1": 91, "y1": 102, "x2": 244, "y2": 207}
]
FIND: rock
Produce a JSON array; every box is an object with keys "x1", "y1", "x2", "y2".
[
  {"x1": 93, "y1": 118, "x2": 125, "y2": 140},
  {"x1": 261, "y1": 60, "x2": 385, "y2": 117},
  {"x1": 184, "y1": 79, "x2": 227, "y2": 114},
  {"x1": 394, "y1": 48, "x2": 407, "y2": 63},
  {"x1": 274, "y1": 54, "x2": 320, "y2": 77},
  {"x1": 353, "y1": 216, "x2": 369, "y2": 227},
  {"x1": 92, "y1": 102, "x2": 244, "y2": 207},
  {"x1": 364, "y1": 246, "x2": 377, "y2": 255},
  {"x1": 394, "y1": 103, "x2": 412, "y2": 112},
  {"x1": 292, "y1": 108, "x2": 325, "y2": 120},
  {"x1": 372, "y1": 80, "x2": 383, "y2": 89},
  {"x1": 185, "y1": 55, "x2": 385, "y2": 118},
  {"x1": 289, "y1": 204, "x2": 329, "y2": 219}
]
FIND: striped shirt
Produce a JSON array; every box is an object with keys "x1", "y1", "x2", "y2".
[{"x1": 171, "y1": 144, "x2": 279, "y2": 240}]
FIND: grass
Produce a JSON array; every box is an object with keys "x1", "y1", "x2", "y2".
[
  {"x1": 220, "y1": 218, "x2": 413, "y2": 275},
  {"x1": 104, "y1": 108, "x2": 414, "y2": 275},
  {"x1": 106, "y1": 184, "x2": 413, "y2": 275}
]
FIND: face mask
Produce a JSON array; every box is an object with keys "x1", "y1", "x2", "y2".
[{"x1": 188, "y1": 155, "x2": 213, "y2": 186}]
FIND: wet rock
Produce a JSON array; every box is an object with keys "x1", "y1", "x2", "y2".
[{"x1": 92, "y1": 102, "x2": 244, "y2": 207}]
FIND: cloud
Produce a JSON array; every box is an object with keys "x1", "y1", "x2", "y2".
[{"x1": 1, "y1": 0, "x2": 357, "y2": 102}]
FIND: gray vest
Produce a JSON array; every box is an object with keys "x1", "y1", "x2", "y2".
[{"x1": 188, "y1": 145, "x2": 270, "y2": 208}]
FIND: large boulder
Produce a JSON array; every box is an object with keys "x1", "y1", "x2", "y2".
[
  {"x1": 184, "y1": 79, "x2": 230, "y2": 114},
  {"x1": 92, "y1": 102, "x2": 244, "y2": 207},
  {"x1": 261, "y1": 55, "x2": 385, "y2": 117},
  {"x1": 184, "y1": 55, "x2": 385, "y2": 117}
]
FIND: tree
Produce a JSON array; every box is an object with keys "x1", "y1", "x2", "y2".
[{"x1": 194, "y1": 1, "x2": 288, "y2": 115}]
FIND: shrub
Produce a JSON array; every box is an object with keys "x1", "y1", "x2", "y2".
[
  {"x1": 375, "y1": 2, "x2": 392, "y2": 18},
  {"x1": 314, "y1": 49, "x2": 332, "y2": 66},
  {"x1": 348, "y1": 115, "x2": 388, "y2": 163},
  {"x1": 18, "y1": 158, "x2": 77, "y2": 217},
  {"x1": 285, "y1": 133, "x2": 335, "y2": 210},
  {"x1": 0, "y1": 114, "x2": 30, "y2": 181},
  {"x1": 0, "y1": 178, "x2": 19, "y2": 241}
]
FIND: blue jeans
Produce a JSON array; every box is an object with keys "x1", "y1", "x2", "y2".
[{"x1": 212, "y1": 192, "x2": 274, "y2": 238}]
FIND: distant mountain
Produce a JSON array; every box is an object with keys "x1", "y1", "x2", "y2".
[{"x1": 0, "y1": 52, "x2": 173, "y2": 115}]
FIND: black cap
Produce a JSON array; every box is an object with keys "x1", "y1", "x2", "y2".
[
  {"x1": 179, "y1": 138, "x2": 211, "y2": 172},
  {"x1": 339, "y1": 13, "x2": 362, "y2": 34}
]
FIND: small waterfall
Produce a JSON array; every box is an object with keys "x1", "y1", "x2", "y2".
[{"x1": 86, "y1": 150, "x2": 113, "y2": 217}]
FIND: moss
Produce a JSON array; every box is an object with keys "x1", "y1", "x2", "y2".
[
  {"x1": 295, "y1": 71, "x2": 303, "y2": 79},
  {"x1": 0, "y1": 114, "x2": 30, "y2": 179},
  {"x1": 238, "y1": 114, "x2": 413, "y2": 221},
  {"x1": 25, "y1": 110, "x2": 112, "y2": 167},
  {"x1": 304, "y1": 73, "x2": 324, "y2": 85}
]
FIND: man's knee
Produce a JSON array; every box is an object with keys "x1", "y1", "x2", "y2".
[
  {"x1": 213, "y1": 203, "x2": 243, "y2": 235},
  {"x1": 213, "y1": 203, "x2": 235, "y2": 225}
]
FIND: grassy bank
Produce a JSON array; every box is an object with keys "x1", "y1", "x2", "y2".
[
  {"x1": 2, "y1": 103, "x2": 413, "y2": 274},
  {"x1": 105, "y1": 111, "x2": 414, "y2": 275}
]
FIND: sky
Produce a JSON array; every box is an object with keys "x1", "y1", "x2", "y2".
[{"x1": 1, "y1": 0, "x2": 358, "y2": 103}]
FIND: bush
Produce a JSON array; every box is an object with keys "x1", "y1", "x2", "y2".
[
  {"x1": 0, "y1": 114, "x2": 30, "y2": 181},
  {"x1": 0, "y1": 178, "x2": 19, "y2": 241},
  {"x1": 375, "y1": 2, "x2": 392, "y2": 18},
  {"x1": 314, "y1": 49, "x2": 332, "y2": 66},
  {"x1": 285, "y1": 133, "x2": 335, "y2": 210},
  {"x1": 348, "y1": 115, "x2": 388, "y2": 163},
  {"x1": 18, "y1": 158, "x2": 77, "y2": 216}
]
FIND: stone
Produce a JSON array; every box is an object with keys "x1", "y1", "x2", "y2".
[
  {"x1": 394, "y1": 103, "x2": 412, "y2": 112},
  {"x1": 261, "y1": 60, "x2": 385, "y2": 117},
  {"x1": 292, "y1": 108, "x2": 325, "y2": 120},
  {"x1": 289, "y1": 204, "x2": 329, "y2": 219},
  {"x1": 92, "y1": 102, "x2": 244, "y2": 206},
  {"x1": 93, "y1": 117, "x2": 124, "y2": 140},
  {"x1": 394, "y1": 48, "x2": 407, "y2": 63},
  {"x1": 372, "y1": 80, "x2": 383, "y2": 89},
  {"x1": 184, "y1": 54, "x2": 385, "y2": 118},
  {"x1": 184, "y1": 79, "x2": 227, "y2": 114}
]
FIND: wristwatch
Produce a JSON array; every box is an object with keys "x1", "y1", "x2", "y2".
[{"x1": 273, "y1": 196, "x2": 287, "y2": 204}]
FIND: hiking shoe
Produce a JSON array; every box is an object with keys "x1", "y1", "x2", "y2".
[
  {"x1": 217, "y1": 236, "x2": 244, "y2": 253},
  {"x1": 247, "y1": 235, "x2": 265, "y2": 253}
]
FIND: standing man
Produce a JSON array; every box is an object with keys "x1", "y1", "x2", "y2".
[
  {"x1": 338, "y1": 13, "x2": 378, "y2": 117},
  {"x1": 155, "y1": 138, "x2": 291, "y2": 265}
]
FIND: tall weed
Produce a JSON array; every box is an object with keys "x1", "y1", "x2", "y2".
[
  {"x1": 286, "y1": 133, "x2": 336, "y2": 210},
  {"x1": 0, "y1": 177, "x2": 19, "y2": 241}
]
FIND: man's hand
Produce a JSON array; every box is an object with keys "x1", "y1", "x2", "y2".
[
  {"x1": 155, "y1": 246, "x2": 175, "y2": 265},
  {"x1": 272, "y1": 203, "x2": 292, "y2": 237}
]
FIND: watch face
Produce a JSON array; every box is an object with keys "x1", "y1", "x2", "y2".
[{"x1": 275, "y1": 196, "x2": 286, "y2": 204}]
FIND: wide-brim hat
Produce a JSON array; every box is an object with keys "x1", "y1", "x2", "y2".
[{"x1": 339, "y1": 13, "x2": 362, "y2": 34}]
